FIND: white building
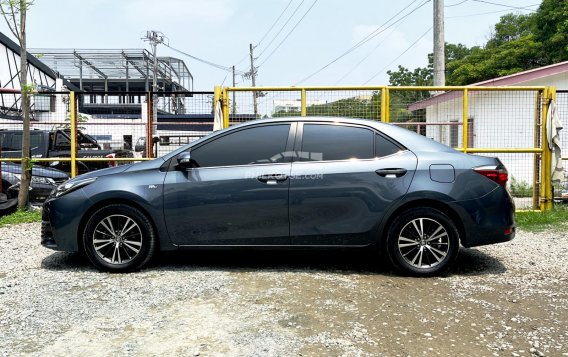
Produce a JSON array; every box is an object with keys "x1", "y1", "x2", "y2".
[
  {"x1": 273, "y1": 99, "x2": 328, "y2": 113},
  {"x1": 408, "y1": 61, "x2": 568, "y2": 190}
]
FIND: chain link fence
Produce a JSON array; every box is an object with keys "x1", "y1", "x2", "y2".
[
  {"x1": 223, "y1": 86, "x2": 550, "y2": 210},
  {"x1": 0, "y1": 86, "x2": 557, "y2": 212}
]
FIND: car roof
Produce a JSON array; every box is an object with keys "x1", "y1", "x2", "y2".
[
  {"x1": 229, "y1": 117, "x2": 456, "y2": 153},
  {"x1": 161, "y1": 116, "x2": 456, "y2": 161}
]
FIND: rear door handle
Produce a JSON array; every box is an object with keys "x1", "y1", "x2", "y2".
[
  {"x1": 375, "y1": 168, "x2": 407, "y2": 178},
  {"x1": 257, "y1": 174, "x2": 288, "y2": 185}
]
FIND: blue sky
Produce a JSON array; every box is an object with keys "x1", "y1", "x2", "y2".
[{"x1": 1, "y1": 0, "x2": 539, "y2": 90}]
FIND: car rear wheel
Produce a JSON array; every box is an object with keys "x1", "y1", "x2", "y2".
[
  {"x1": 83, "y1": 204, "x2": 156, "y2": 272},
  {"x1": 386, "y1": 207, "x2": 459, "y2": 276}
]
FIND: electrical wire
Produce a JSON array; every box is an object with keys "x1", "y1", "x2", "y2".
[
  {"x1": 447, "y1": 2, "x2": 538, "y2": 18},
  {"x1": 445, "y1": 0, "x2": 468, "y2": 7},
  {"x1": 256, "y1": 0, "x2": 306, "y2": 58},
  {"x1": 258, "y1": 0, "x2": 319, "y2": 67},
  {"x1": 447, "y1": 6, "x2": 535, "y2": 18},
  {"x1": 334, "y1": 13, "x2": 410, "y2": 85},
  {"x1": 163, "y1": 43, "x2": 246, "y2": 75},
  {"x1": 470, "y1": 0, "x2": 538, "y2": 12},
  {"x1": 362, "y1": 27, "x2": 432, "y2": 85},
  {"x1": 295, "y1": 0, "x2": 430, "y2": 85},
  {"x1": 220, "y1": 71, "x2": 230, "y2": 86},
  {"x1": 256, "y1": 0, "x2": 294, "y2": 47}
]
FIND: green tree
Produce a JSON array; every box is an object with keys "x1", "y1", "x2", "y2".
[
  {"x1": 533, "y1": 0, "x2": 568, "y2": 64},
  {"x1": 0, "y1": 0, "x2": 34, "y2": 210},
  {"x1": 392, "y1": 0, "x2": 568, "y2": 86}
]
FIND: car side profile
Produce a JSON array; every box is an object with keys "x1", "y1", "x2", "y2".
[{"x1": 41, "y1": 117, "x2": 515, "y2": 276}]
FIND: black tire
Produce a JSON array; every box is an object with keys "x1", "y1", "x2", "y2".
[
  {"x1": 83, "y1": 204, "x2": 157, "y2": 272},
  {"x1": 386, "y1": 207, "x2": 459, "y2": 276}
]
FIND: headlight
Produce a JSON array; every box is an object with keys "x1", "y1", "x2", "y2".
[
  {"x1": 31, "y1": 176, "x2": 56, "y2": 185},
  {"x1": 54, "y1": 177, "x2": 97, "y2": 197}
]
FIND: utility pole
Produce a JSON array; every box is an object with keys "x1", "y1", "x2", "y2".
[
  {"x1": 433, "y1": 0, "x2": 445, "y2": 86},
  {"x1": 249, "y1": 43, "x2": 258, "y2": 117},
  {"x1": 142, "y1": 30, "x2": 166, "y2": 157},
  {"x1": 232, "y1": 65, "x2": 236, "y2": 115}
]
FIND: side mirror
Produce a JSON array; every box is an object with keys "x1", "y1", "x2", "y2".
[{"x1": 177, "y1": 152, "x2": 192, "y2": 169}]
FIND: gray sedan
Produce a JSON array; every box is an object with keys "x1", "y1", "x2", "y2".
[{"x1": 41, "y1": 117, "x2": 515, "y2": 275}]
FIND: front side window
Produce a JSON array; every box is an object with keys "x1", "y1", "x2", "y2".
[
  {"x1": 191, "y1": 124, "x2": 291, "y2": 167},
  {"x1": 300, "y1": 124, "x2": 374, "y2": 161}
]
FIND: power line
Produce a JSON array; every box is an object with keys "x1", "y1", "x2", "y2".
[
  {"x1": 445, "y1": 0, "x2": 468, "y2": 7},
  {"x1": 256, "y1": 0, "x2": 306, "y2": 58},
  {"x1": 295, "y1": 0, "x2": 430, "y2": 85},
  {"x1": 256, "y1": 0, "x2": 294, "y2": 47},
  {"x1": 335, "y1": 20, "x2": 407, "y2": 84},
  {"x1": 470, "y1": 0, "x2": 538, "y2": 12},
  {"x1": 362, "y1": 27, "x2": 432, "y2": 85},
  {"x1": 258, "y1": 0, "x2": 319, "y2": 67},
  {"x1": 447, "y1": 3, "x2": 538, "y2": 18},
  {"x1": 447, "y1": 7, "x2": 532, "y2": 18},
  {"x1": 163, "y1": 43, "x2": 246, "y2": 74},
  {"x1": 222, "y1": 1, "x2": 295, "y2": 71}
]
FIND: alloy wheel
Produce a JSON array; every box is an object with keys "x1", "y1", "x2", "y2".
[
  {"x1": 397, "y1": 217, "x2": 450, "y2": 269},
  {"x1": 92, "y1": 214, "x2": 143, "y2": 265}
]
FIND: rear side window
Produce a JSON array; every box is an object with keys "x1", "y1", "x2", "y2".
[
  {"x1": 300, "y1": 124, "x2": 374, "y2": 161},
  {"x1": 191, "y1": 124, "x2": 291, "y2": 167},
  {"x1": 375, "y1": 133, "x2": 401, "y2": 157}
]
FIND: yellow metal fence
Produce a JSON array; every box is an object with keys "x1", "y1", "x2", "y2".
[
  {"x1": 219, "y1": 85, "x2": 555, "y2": 211},
  {"x1": 0, "y1": 86, "x2": 557, "y2": 211}
]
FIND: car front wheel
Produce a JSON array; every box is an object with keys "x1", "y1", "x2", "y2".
[
  {"x1": 83, "y1": 204, "x2": 156, "y2": 272},
  {"x1": 386, "y1": 207, "x2": 459, "y2": 276}
]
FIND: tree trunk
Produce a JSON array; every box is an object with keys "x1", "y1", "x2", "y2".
[{"x1": 17, "y1": 0, "x2": 30, "y2": 210}]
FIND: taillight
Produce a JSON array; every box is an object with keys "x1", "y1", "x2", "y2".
[
  {"x1": 473, "y1": 165, "x2": 508, "y2": 187},
  {"x1": 105, "y1": 153, "x2": 117, "y2": 167}
]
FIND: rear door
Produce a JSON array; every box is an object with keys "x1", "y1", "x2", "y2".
[{"x1": 289, "y1": 123, "x2": 417, "y2": 245}]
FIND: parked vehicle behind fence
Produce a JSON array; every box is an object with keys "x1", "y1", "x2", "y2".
[{"x1": 0, "y1": 129, "x2": 134, "y2": 175}]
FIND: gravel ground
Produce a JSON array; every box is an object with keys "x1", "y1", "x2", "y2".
[{"x1": 1, "y1": 223, "x2": 567, "y2": 357}]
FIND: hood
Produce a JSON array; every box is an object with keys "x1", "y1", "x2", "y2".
[
  {"x1": 75, "y1": 163, "x2": 134, "y2": 180},
  {"x1": 73, "y1": 158, "x2": 165, "y2": 180}
]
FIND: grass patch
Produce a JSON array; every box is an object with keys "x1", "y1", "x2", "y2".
[
  {"x1": 0, "y1": 209, "x2": 42, "y2": 228},
  {"x1": 515, "y1": 205, "x2": 568, "y2": 232}
]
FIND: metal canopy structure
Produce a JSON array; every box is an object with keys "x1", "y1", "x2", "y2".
[{"x1": 29, "y1": 49, "x2": 193, "y2": 92}]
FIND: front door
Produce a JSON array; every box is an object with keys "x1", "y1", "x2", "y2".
[{"x1": 163, "y1": 124, "x2": 294, "y2": 246}]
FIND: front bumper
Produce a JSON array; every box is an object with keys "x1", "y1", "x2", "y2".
[
  {"x1": 41, "y1": 189, "x2": 92, "y2": 252},
  {"x1": 40, "y1": 205, "x2": 60, "y2": 250}
]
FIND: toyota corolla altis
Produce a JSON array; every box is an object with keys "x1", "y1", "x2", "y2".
[{"x1": 42, "y1": 117, "x2": 515, "y2": 275}]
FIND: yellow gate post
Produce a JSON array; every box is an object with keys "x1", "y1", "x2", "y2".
[
  {"x1": 462, "y1": 88, "x2": 469, "y2": 153},
  {"x1": 540, "y1": 87, "x2": 555, "y2": 211},
  {"x1": 69, "y1": 91, "x2": 78, "y2": 178},
  {"x1": 384, "y1": 87, "x2": 390, "y2": 123},
  {"x1": 222, "y1": 88, "x2": 230, "y2": 128},
  {"x1": 301, "y1": 89, "x2": 307, "y2": 117}
]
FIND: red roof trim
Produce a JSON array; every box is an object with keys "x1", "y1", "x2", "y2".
[{"x1": 408, "y1": 61, "x2": 568, "y2": 110}]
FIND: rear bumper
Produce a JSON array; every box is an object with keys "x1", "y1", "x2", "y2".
[{"x1": 451, "y1": 187, "x2": 516, "y2": 248}]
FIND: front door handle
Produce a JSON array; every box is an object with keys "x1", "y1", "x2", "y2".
[
  {"x1": 376, "y1": 168, "x2": 407, "y2": 178},
  {"x1": 257, "y1": 174, "x2": 288, "y2": 185}
]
